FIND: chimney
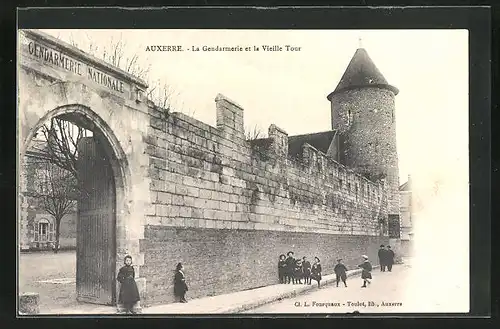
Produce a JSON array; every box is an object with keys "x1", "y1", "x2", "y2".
[{"x1": 215, "y1": 93, "x2": 244, "y2": 138}]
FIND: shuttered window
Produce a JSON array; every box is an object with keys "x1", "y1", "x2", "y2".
[
  {"x1": 49, "y1": 222, "x2": 54, "y2": 241},
  {"x1": 34, "y1": 222, "x2": 39, "y2": 241}
]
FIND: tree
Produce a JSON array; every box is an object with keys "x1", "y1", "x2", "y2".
[
  {"x1": 65, "y1": 31, "x2": 182, "y2": 113},
  {"x1": 245, "y1": 124, "x2": 265, "y2": 141},
  {"x1": 38, "y1": 117, "x2": 89, "y2": 187},
  {"x1": 29, "y1": 158, "x2": 78, "y2": 253}
]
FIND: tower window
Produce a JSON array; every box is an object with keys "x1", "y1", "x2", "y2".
[{"x1": 347, "y1": 110, "x2": 352, "y2": 125}]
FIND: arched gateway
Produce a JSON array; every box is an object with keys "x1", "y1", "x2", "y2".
[{"x1": 18, "y1": 30, "x2": 151, "y2": 305}]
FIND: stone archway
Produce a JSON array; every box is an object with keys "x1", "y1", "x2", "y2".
[
  {"x1": 20, "y1": 99, "x2": 147, "y2": 304},
  {"x1": 18, "y1": 32, "x2": 152, "y2": 307}
]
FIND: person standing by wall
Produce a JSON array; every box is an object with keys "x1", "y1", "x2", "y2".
[
  {"x1": 117, "y1": 255, "x2": 141, "y2": 314},
  {"x1": 174, "y1": 262, "x2": 189, "y2": 303},
  {"x1": 378, "y1": 244, "x2": 387, "y2": 272},
  {"x1": 294, "y1": 257, "x2": 304, "y2": 284},
  {"x1": 358, "y1": 255, "x2": 372, "y2": 288},
  {"x1": 386, "y1": 245, "x2": 395, "y2": 272},
  {"x1": 311, "y1": 257, "x2": 322, "y2": 288},
  {"x1": 285, "y1": 251, "x2": 295, "y2": 284},
  {"x1": 278, "y1": 254, "x2": 286, "y2": 283},
  {"x1": 302, "y1": 256, "x2": 312, "y2": 285},
  {"x1": 334, "y1": 258, "x2": 348, "y2": 287}
]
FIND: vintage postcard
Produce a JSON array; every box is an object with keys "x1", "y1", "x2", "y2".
[{"x1": 17, "y1": 24, "x2": 471, "y2": 315}]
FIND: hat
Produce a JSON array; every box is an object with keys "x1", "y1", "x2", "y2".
[
  {"x1": 380, "y1": 244, "x2": 385, "y2": 248},
  {"x1": 279, "y1": 254, "x2": 286, "y2": 259},
  {"x1": 362, "y1": 255, "x2": 368, "y2": 259},
  {"x1": 337, "y1": 258, "x2": 343, "y2": 261},
  {"x1": 387, "y1": 245, "x2": 391, "y2": 248},
  {"x1": 287, "y1": 251, "x2": 294, "y2": 256},
  {"x1": 315, "y1": 257, "x2": 320, "y2": 262}
]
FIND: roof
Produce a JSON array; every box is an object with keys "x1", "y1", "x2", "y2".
[
  {"x1": 399, "y1": 180, "x2": 411, "y2": 191},
  {"x1": 249, "y1": 137, "x2": 273, "y2": 150},
  {"x1": 327, "y1": 48, "x2": 398, "y2": 100},
  {"x1": 287, "y1": 130, "x2": 336, "y2": 158}
]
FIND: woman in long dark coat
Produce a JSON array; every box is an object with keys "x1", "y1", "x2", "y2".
[
  {"x1": 278, "y1": 254, "x2": 287, "y2": 283},
  {"x1": 117, "y1": 255, "x2": 140, "y2": 314},
  {"x1": 174, "y1": 262, "x2": 188, "y2": 303},
  {"x1": 311, "y1": 257, "x2": 322, "y2": 288},
  {"x1": 358, "y1": 255, "x2": 372, "y2": 288}
]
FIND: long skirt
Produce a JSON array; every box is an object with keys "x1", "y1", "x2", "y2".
[
  {"x1": 361, "y1": 270, "x2": 372, "y2": 280},
  {"x1": 119, "y1": 279, "x2": 140, "y2": 312}
]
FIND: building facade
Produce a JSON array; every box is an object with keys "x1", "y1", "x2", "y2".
[
  {"x1": 399, "y1": 175, "x2": 413, "y2": 256},
  {"x1": 22, "y1": 140, "x2": 78, "y2": 251},
  {"x1": 18, "y1": 29, "x2": 401, "y2": 306}
]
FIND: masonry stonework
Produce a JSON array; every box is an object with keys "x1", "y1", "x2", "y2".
[
  {"x1": 330, "y1": 88, "x2": 400, "y2": 216},
  {"x1": 19, "y1": 29, "x2": 401, "y2": 308},
  {"x1": 141, "y1": 94, "x2": 391, "y2": 305}
]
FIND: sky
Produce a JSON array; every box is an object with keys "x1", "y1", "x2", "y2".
[
  {"x1": 37, "y1": 29, "x2": 470, "y2": 312},
  {"x1": 40, "y1": 29, "x2": 469, "y2": 188}
]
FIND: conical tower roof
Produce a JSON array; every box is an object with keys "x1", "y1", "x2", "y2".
[{"x1": 327, "y1": 48, "x2": 398, "y2": 100}]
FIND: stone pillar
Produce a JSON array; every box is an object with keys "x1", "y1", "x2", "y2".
[
  {"x1": 268, "y1": 124, "x2": 288, "y2": 159},
  {"x1": 215, "y1": 93, "x2": 244, "y2": 139},
  {"x1": 302, "y1": 143, "x2": 317, "y2": 174},
  {"x1": 19, "y1": 292, "x2": 39, "y2": 314}
]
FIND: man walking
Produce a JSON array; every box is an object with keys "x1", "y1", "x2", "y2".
[
  {"x1": 386, "y1": 245, "x2": 395, "y2": 272},
  {"x1": 378, "y1": 244, "x2": 387, "y2": 272}
]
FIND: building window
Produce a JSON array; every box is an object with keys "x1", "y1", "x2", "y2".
[
  {"x1": 34, "y1": 218, "x2": 55, "y2": 243},
  {"x1": 347, "y1": 110, "x2": 352, "y2": 125}
]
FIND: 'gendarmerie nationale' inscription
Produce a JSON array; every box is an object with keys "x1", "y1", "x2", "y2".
[{"x1": 27, "y1": 41, "x2": 125, "y2": 94}]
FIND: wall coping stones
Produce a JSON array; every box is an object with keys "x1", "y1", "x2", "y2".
[{"x1": 215, "y1": 93, "x2": 243, "y2": 110}]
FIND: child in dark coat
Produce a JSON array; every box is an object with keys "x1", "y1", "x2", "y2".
[
  {"x1": 334, "y1": 258, "x2": 348, "y2": 287},
  {"x1": 358, "y1": 255, "x2": 372, "y2": 288},
  {"x1": 284, "y1": 251, "x2": 295, "y2": 284},
  {"x1": 278, "y1": 254, "x2": 287, "y2": 283},
  {"x1": 302, "y1": 256, "x2": 312, "y2": 285},
  {"x1": 311, "y1": 257, "x2": 322, "y2": 288},
  {"x1": 294, "y1": 258, "x2": 304, "y2": 284},
  {"x1": 174, "y1": 262, "x2": 189, "y2": 303},
  {"x1": 117, "y1": 255, "x2": 140, "y2": 314}
]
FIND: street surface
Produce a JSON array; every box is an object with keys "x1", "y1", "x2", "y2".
[
  {"x1": 19, "y1": 251, "x2": 79, "y2": 312},
  {"x1": 246, "y1": 263, "x2": 414, "y2": 313}
]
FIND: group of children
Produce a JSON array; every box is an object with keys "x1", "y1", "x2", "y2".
[
  {"x1": 278, "y1": 252, "x2": 375, "y2": 289},
  {"x1": 278, "y1": 251, "x2": 323, "y2": 287}
]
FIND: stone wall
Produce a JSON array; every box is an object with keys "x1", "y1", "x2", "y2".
[
  {"x1": 141, "y1": 226, "x2": 388, "y2": 305},
  {"x1": 141, "y1": 94, "x2": 390, "y2": 305}
]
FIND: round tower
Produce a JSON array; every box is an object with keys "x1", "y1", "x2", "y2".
[{"x1": 327, "y1": 47, "x2": 400, "y2": 218}]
